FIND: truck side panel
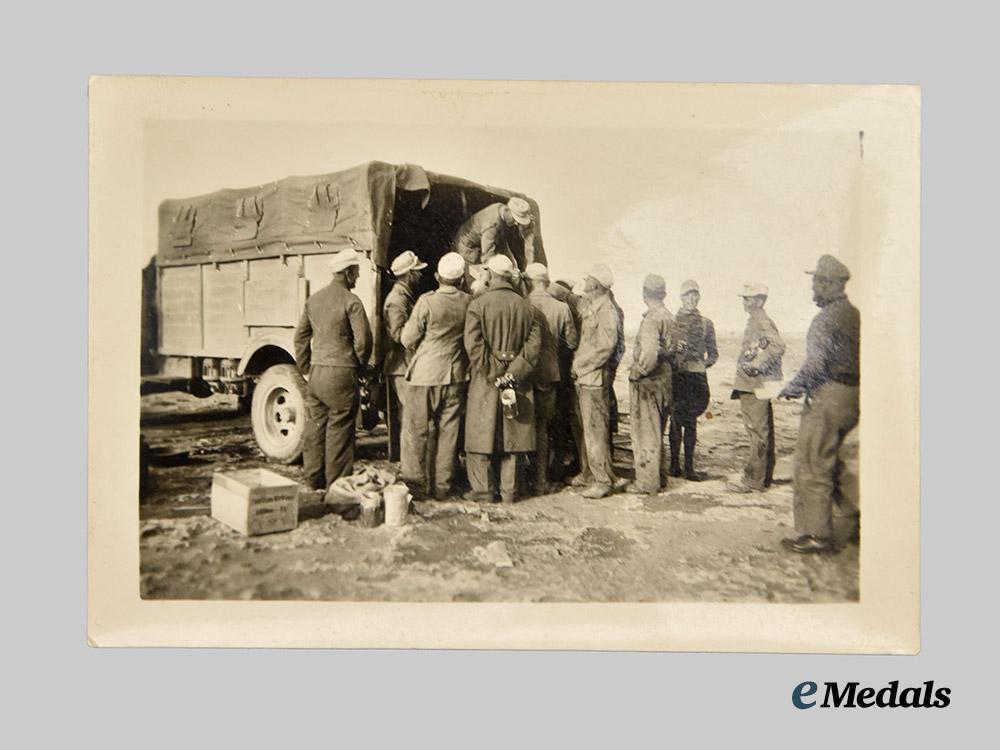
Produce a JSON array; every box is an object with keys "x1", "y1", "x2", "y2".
[
  {"x1": 202, "y1": 262, "x2": 246, "y2": 353},
  {"x1": 245, "y1": 258, "x2": 301, "y2": 327},
  {"x1": 159, "y1": 265, "x2": 202, "y2": 352}
]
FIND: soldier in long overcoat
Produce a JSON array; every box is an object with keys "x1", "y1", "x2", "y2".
[{"x1": 463, "y1": 255, "x2": 541, "y2": 503}]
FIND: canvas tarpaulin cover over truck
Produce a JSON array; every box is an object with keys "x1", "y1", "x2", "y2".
[{"x1": 156, "y1": 161, "x2": 544, "y2": 269}]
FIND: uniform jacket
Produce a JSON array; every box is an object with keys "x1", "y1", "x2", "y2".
[
  {"x1": 608, "y1": 291, "x2": 626, "y2": 377},
  {"x1": 401, "y1": 285, "x2": 471, "y2": 385},
  {"x1": 528, "y1": 289, "x2": 579, "y2": 384},
  {"x1": 733, "y1": 307, "x2": 785, "y2": 392},
  {"x1": 464, "y1": 278, "x2": 541, "y2": 453},
  {"x1": 673, "y1": 308, "x2": 719, "y2": 373},
  {"x1": 785, "y1": 295, "x2": 860, "y2": 394},
  {"x1": 382, "y1": 281, "x2": 415, "y2": 376},
  {"x1": 293, "y1": 277, "x2": 373, "y2": 374},
  {"x1": 629, "y1": 302, "x2": 676, "y2": 381},
  {"x1": 572, "y1": 292, "x2": 621, "y2": 388},
  {"x1": 451, "y1": 203, "x2": 537, "y2": 267}
]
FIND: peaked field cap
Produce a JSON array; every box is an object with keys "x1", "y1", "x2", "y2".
[
  {"x1": 587, "y1": 263, "x2": 614, "y2": 288},
  {"x1": 643, "y1": 273, "x2": 667, "y2": 297},
  {"x1": 806, "y1": 254, "x2": 851, "y2": 280},
  {"x1": 739, "y1": 283, "x2": 768, "y2": 297},
  {"x1": 437, "y1": 252, "x2": 465, "y2": 280},
  {"x1": 680, "y1": 279, "x2": 700, "y2": 295},
  {"x1": 555, "y1": 279, "x2": 575, "y2": 290},
  {"x1": 390, "y1": 249, "x2": 428, "y2": 275},
  {"x1": 507, "y1": 197, "x2": 533, "y2": 225},
  {"x1": 328, "y1": 248, "x2": 365, "y2": 273},
  {"x1": 523, "y1": 262, "x2": 549, "y2": 281},
  {"x1": 485, "y1": 254, "x2": 515, "y2": 277}
]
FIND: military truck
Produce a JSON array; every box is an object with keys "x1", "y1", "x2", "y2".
[{"x1": 141, "y1": 161, "x2": 545, "y2": 463}]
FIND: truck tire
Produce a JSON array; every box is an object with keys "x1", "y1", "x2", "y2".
[{"x1": 251, "y1": 364, "x2": 308, "y2": 463}]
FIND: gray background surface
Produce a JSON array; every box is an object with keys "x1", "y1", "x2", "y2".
[{"x1": 8, "y1": 0, "x2": 995, "y2": 745}]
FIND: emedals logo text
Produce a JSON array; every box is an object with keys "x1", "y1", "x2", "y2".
[{"x1": 792, "y1": 681, "x2": 951, "y2": 709}]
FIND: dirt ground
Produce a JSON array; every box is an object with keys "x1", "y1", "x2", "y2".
[{"x1": 139, "y1": 334, "x2": 859, "y2": 602}]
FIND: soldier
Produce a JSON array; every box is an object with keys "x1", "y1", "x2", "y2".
[
  {"x1": 779, "y1": 255, "x2": 860, "y2": 554},
  {"x1": 669, "y1": 279, "x2": 718, "y2": 481},
  {"x1": 463, "y1": 254, "x2": 542, "y2": 503},
  {"x1": 524, "y1": 262, "x2": 579, "y2": 494},
  {"x1": 451, "y1": 197, "x2": 536, "y2": 270},
  {"x1": 399, "y1": 252, "x2": 471, "y2": 500},
  {"x1": 626, "y1": 274, "x2": 676, "y2": 495},
  {"x1": 382, "y1": 250, "x2": 427, "y2": 460},
  {"x1": 607, "y1": 290, "x2": 626, "y2": 445},
  {"x1": 548, "y1": 279, "x2": 582, "y2": 481},
  {"x1": 293, "y1": 248, "x2": 373, "y2": 490},
  {"x1": 727, "y1": 283, "x2": 786, "y2": 493},
  {"x1": 570, "y1": 264, "x2": 623, "y2": 499}
]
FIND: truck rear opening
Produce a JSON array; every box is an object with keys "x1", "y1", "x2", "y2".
[{"x1": 142, "y1": 161, "x2": 544, "y2": 463}]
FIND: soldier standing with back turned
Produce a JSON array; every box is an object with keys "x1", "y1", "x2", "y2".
[
  {"x1": 462, "y1": 255, "x2": 541, "y2": 503},
  {"x1": 293, "y1": 248, "x2": 373, "y2": 491},
  {"x1": 524, "y1": 262, "x2": 579, "y2": 495},
  {"x1": 399, "y1": 252, "x2": 470, "y2": 500}
]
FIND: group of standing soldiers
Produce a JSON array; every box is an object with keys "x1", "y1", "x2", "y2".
[{"x1": 293, "y1": 197, "x2": 859, "y2": 555}]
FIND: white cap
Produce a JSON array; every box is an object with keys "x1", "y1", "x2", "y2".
[
  {"x1": 680, "y1": 279, "x2": 700, "y2": 295},
  {"x1": 507, "y1": 197, "x2": 532, "y2": 226},
  {"x1": 390, "y1": 250, "x2": 428, "y2": 276},
  {"x1": 437, "y1": 252, "x2": 466, "y2": 280},
  {"x1": 328, "y1": 248, "x2": 365, "y2": 273},
  {"x1": 485, "y1": 254, "x2": 515, "y2": 278},
  {"x1": 586, "y1": 263, "x2": 614, "y2": 289},
  {"x1": 739, "y1": 282, "x2": 768, "y2": 297},
  {"x1": 523, "y1": 262, "x2": 549, "y2": 281}
]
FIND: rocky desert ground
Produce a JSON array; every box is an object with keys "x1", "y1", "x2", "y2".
[{"x1": 139, "y1": 334, "x2": 859, "y2": 602}]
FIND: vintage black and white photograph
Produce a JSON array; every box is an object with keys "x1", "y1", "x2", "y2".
[{"x1": 90, "y1": 78, "x2": 919, "y2": 649}]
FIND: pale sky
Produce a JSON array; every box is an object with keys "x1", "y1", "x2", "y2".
[{"x1": 144, "y1": 119, "x2": 862, "y2": 334}]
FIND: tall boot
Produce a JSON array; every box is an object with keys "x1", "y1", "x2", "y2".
[
  {"x1": 683, "y1": 421, "x2": 707, "y2": 481},
  {"x1": 668, "y1": 416, "x2": 682, "y2": 477}
]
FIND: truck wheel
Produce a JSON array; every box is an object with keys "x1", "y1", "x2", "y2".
[{"x1": 251, "y1": 364, "x2": 307, "y2": 463}]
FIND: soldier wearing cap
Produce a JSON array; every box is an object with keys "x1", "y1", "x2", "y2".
[
  {"x1": 669, "y1": 279, "x2": 718, "y2": 481},
  {"x1": 399, "y1": 252, "x2": 471, "y2": 500},
  {"x1": 570, "y1": 263, "x2": 624, "y2": 498},
  {"x1": 727, "y1": 283, "x2": 786, "y2": 493},
  {"x1": 524, "y1": 262, "x2": 579, "y2": 494},
  {"x1": 462, "y1": 254, "x2": 542, "y2": 503},
  {"x1": 451, "y1": 197, "x2": 537, "y2": 270},
  {"x1": 626, "y1": 274, "x2": 677, "y2": 495},
  {"x1": 779, "y1": 254, "x2": 860, "y2": 554},
  {"x1": 382, "y1": 250, "x2": 428, "y2": 460},
  {"x1": 293, "y1": 248, "x2": 373, "y2": 490}
]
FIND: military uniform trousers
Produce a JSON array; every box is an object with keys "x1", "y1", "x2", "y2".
[
  {"x1": 739, "y1": 391, "x2": 776, "y2": 489},
  {"x1": 793, "y1": 381, "x2": 859, "y2": 539},
  {"x1": 466, "y1": 401, "x2": 529, "y2": 502},
  {"x1": 303, "y1": 365, "x2": 359, "y2": 489},
  {"x1": 532, "y1": 383, "x2": 558, "y2": 491},
  {"x1": 401, "y1": 383, "x2": 466, "y2": 498},
  {"x1": 576, "y1": 384, "x2": 615, "y2": 489},
  {"x1": 629, "y1": 376, "x2": 672, "y2": 493},
  {"x1": 387, "y1": 374, "x2": 406, "y2": 461}
]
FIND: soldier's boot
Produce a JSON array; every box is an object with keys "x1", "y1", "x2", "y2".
[
  {"x1": 668, "y1": 418, "x2": 683, "y2": 477},
  {"x1": 683, "y1": 424, "x2": 708, "y2": 481}
]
